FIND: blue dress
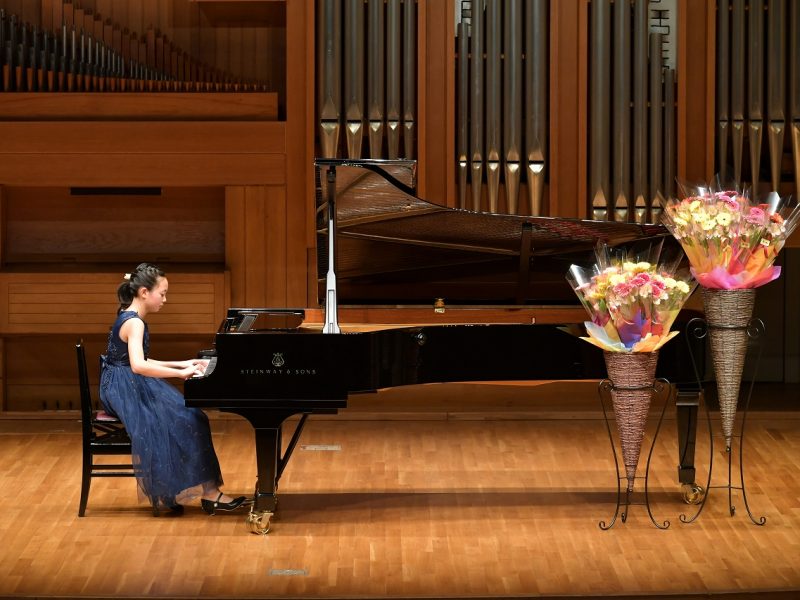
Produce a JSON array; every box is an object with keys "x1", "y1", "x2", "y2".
[{"x1": 99, "y1": 311, "x2": 222, "y2": 510}]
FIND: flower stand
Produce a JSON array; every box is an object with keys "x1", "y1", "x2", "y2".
[
  {"x1": 680, "y1": 290, "x2": 767, "y2": 526},
  {"x1": 598, "y1": 350, "x2": 672, "y2": 530}
]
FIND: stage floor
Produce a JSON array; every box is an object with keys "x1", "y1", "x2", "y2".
[{"x1": 0, "y1": 383, "x2": 799, "y2": 599}]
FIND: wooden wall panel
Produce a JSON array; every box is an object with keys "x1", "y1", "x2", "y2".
[
  {"x1": 0, "y1": 93, "x2": 278, "y2": 120},
  {"x1": 224, "y1": 186, "x2": 247, "y2": 308},
  {"x1": 0, "y1": 272, "x2": 227, "y2": 335},
  {"x1": 4, "y1": 186, "x2": 224, "y2": 263},
  {"x1": 225, "y1": 185, "x2": 288, "y2": 308},
  {"x1": 678, "y1": 0, "x2": 715, "y2": 183},
  {"x1": 0, "y1": 185, "x2": 5, "y2": 267},
  {"x1": 0, "y1": 338, "x2": 4, "y2": 411},
  {"x1": 244, "y1": 186, "x2": 267, "y2": 306},
  {"x1": 549, "y1": 0, "x2": 587, "y2": 218},
  {"x1": 417, "y1": 0, "x2": 455, "y2": 206},
  {"x1": 0, "y1": 122, "x2": 285, "y2": 154},
  {"x1": 264, "y1": 185, "x2": 288, "y2": 307},
  {"x1": 0, "y1": 121, "x2": 286, "y2": 187},
  {"x1": 0, "y1": 154, "x2": 285, "y2": 187},
  {"x1": 4, "y1": 335, "x2": 210, "y2": 411},
  {"x1": 286, "y1": 0, "x2": 314, "y2": 307}
]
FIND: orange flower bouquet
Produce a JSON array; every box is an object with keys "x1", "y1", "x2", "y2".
[
  {"x1": 661, "y1": 184, "x2": 799, "y2": 448},
  {"x1": 661, "y1": 187, "x2": 800, "y2": 289},
  {"x1": 567, "y1": 242, "x2": 697, "y2": 494},
  {"x1": 566, "y1": 242, "x2": 696, "y2": 353}
]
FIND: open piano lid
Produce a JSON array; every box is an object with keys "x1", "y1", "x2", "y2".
[{"x1": 315, "y1": 159, "x2": 671, "y2": 305}]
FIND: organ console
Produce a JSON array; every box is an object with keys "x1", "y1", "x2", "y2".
[{"x1": 184, "y1": 159, "x2": 704, "y2": 534}]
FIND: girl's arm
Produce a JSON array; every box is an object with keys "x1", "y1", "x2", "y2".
[
  {"x1": 148, "y1": 358, "x2": 210, "y2": 373},
  {"x1": 122, "y1": 319, "x2": 199, "y2": 380}
]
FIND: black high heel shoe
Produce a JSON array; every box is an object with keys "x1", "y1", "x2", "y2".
[{"x1": 201, "y1": 493, "x2": 248, "y2": 515}]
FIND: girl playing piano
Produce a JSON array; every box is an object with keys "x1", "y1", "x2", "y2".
[{"x1": 99, "y1": 263, "x2": 247, "y2": 516}]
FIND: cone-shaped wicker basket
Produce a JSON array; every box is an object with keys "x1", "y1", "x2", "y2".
[
  {"x1": 603, "y1": 350, "x2": 659, "y2": 492},
  {"x1": 701, "y1": 287, "x2": 756, "y2": 448}
]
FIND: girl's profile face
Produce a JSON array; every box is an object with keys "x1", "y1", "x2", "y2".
[{"x1": 142, "y1": 277, "x2": 169, "y2": 313}]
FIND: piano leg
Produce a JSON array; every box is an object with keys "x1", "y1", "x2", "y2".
[
  {"x1": 254, "y1": 427, "x2": 281, "y2": 512},
  {"x1": 676, "y1": 389, "x2": 704, "y2": 504},
  {"x1": 223, "y1": 408, "x2": 311, "y2": 534}
]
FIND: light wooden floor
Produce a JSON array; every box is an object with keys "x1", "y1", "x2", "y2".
[{"x1": 1, "y1": 382, "x2": 799, "y2": 599}]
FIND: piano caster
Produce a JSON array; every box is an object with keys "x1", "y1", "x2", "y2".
[
  {"x1": 247, "y1": 509, "x2": 273, "y2": 535},
  {"x1": 681, "y1": 483, "x2": 705, "y2": 505}
]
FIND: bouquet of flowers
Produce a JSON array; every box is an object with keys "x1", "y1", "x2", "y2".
[
  {"x1": 661, "y1": 183, "x2": 799, "y2": 449},
  {"x1": 567, "y1": 242, "x2": 696, "y2": 353},
  {"x1": 660, "y1": 185, "x2": 800, "y2": 289},
  {"x1": 567, "y1": 242, "x2": 697, "y2": 495}
]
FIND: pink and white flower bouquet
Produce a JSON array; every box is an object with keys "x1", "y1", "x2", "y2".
[
  {"x1": 567, "y1": 242, "x2": 696, "y2": 353},
  {"x1": 660, "y1": 185, "x2": 800, "y2": 289}
]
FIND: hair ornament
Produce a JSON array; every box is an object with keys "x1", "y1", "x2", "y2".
[{"x1": 123, "y1": 273, "x2": 131, "y2": 280}]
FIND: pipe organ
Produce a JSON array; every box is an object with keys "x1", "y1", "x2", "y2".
[
  {"x1": 456, "y1": 0, "x2": 549, "y2": 216},
  {"x1": 316, "y1": 0, "x2": 417, "y2": 161},
  {"x1": 588, "y1": 0, "x2": 676, "y2": 224},
  {"x1": 0, "y1": 1, "x2": 273, "y2": 94},
  {"x1": 717, "y1": 0, "x2": 800, "y2": 196}
]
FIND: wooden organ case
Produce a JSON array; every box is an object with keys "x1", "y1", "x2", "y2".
[{"x1": 0, "y1": 0, "x2": 299, "y2": 411}]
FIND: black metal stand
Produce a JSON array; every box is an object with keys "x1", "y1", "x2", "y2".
[
  {"x1": 598, "y1": 377, "x2": 673, "y2": 530},
  {"x1": 680, "y1": 317, "x2": 767, "y2": 526}
]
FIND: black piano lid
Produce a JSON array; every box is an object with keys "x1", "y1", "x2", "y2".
[{"x1": 314, "y1": 159, "x2": 673, "y2": 306}]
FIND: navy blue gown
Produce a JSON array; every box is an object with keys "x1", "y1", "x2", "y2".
[{"x1": 99, "y1": 311, "x2": 222, "y2": 510}]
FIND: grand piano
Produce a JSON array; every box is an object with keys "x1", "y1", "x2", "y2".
[{"x1": 185, "y1": 159, "x2": 703, "y2": 534}]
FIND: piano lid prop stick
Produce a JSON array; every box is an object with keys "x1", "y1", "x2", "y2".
[{"x1": 323, "y1": 167, "x2": 341, "y2": 334}]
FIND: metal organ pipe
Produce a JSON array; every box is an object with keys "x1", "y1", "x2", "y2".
[
  {"x1": 485, "y1": 0, "x2": 502, "y2": 213},
  {"x1": 367, "y1": 0, "x2": 385, "y2": 159},
  {"x1": 589, "y1": 0, "x2": 611, "y2": 220},
  {"x1": 613, "y1": 0, "x2": 631, "y2": 223},
  {"x1": 318, "y1": 0, "x2": 341, "y2": 159},
  {"x1": 718, "y1": 0, "x2": 797, "y2": 196},
  {"x1": 470, "y1": 0, "x2": 485, "y2": 212},
  {"x1": 663, "y1": 68, "x2": 676, "y2": 206},
  {"x1": 402, "y1": 0, "x2": 416, "y2": 160},
  {"x1": 731, "y1": 0, "x2": 746, "y2": 186},
  {"x1": 717, "y1": 0, "x2": 730, "y2": 185},
  {"x1": 748, "y1": 0, "x2": 763, "y2": 190},
  {"x1": 386, "y1": 0, "x2": 401, "y2": 159},
  {"x1": 525, "y1": 0, "x2": 548, "y2": 217},
  {"x1": 316, "y1": 0, "x2": 417, "y2": 161},
  {"x1": 502, "y1": 0, "x2": 522, "y2": 215},
  {"x1": 344, "y1": 0, "x2": 365, "y2": 159},
  {"x1": 767, "y1": 0, "x2": 785, "y2": 193},
  {"x1": 649, "y1": 32, "x2": 663, "y2": 216},
  {"x1": 632, "y1": 0, "x2": 648, "y2": 222},
  {"x1": 459, "y1": 0, "x2": 549, "y2": 215},
  {"x1": 585, "y1": 0, "x2": 677, "y2": 224},
  {"x1": 457, "y1": 20, "x2": 469, "y2": 209}
]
